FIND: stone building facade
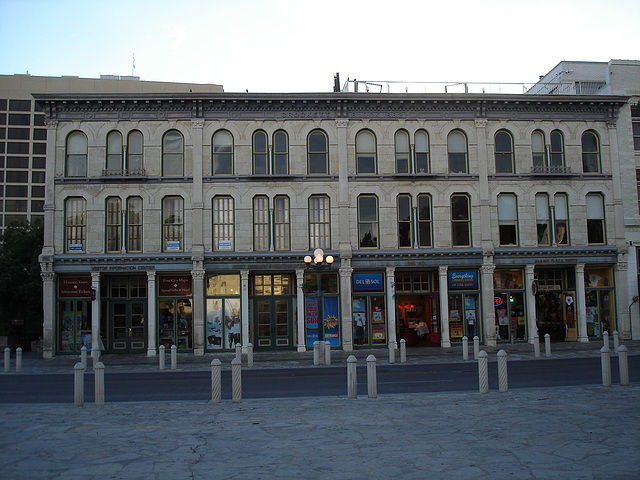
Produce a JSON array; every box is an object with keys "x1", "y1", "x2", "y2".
[{"x1": 35, "y1": 91, "x2": 633, "y2": 358}]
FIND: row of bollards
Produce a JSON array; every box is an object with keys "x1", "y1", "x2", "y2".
[
  {"x1": 73, "y1": 361, "x2": 105, "y2": 406},
  {"x1": 313, "y1": 341, "x2": 333, "y2": 366},
  {"x1": 210, "y1": 358, "x2": 243, "y2": 403},
  {"x1": 601, "y1": 344, "x2": 630, "y2": 387},
  {"x1": 477, "y1": 350, "x2": 511, "y2": 394},
  {"x1": 4, "y1": 347, "x2": 23, "y2": 373},
  {"x1": 461, "y1": 336, "x2": 481, "y2": 361}
]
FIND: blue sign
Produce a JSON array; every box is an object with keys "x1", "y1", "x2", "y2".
[
  {"x1": 353, "y1": 273, "x2": 384, "y2": 292},
  {"x1": 448, "y1": 271, "x2": 478, "y2": 290}
]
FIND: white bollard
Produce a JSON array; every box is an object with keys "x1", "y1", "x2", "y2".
[
  {"x1": 388, "y1": 341, "x2": 396, "y2": 364},
  {"x1": 462, "y1": 336, "x2": 469, "y2": 361},
  {"x1": 603, "y1": 331, "x2": 609, "y2": 350},
  {"x1": 497, "y1": 350, "x2": 508, "y2": 393},
  {"x1": 210, "y1": 359, "x2": 222, "y2": 403},
  {"x1": 473, "y1": 336, "x2": 479, "y2": 360},
  {"x1": 94, "y1": 361, "x2": 105, "y2": 406},
  {"x1": 347, "y1": 355, "x2": 357, "y2": 399},
  {"x1": 544, "y1": 333, "x2": 551, "y2": 358},
  {"x1": 325, "y1": 342, "x2": 331, "y2": 366},
  {"x1": 235, "y1": 343, "x2": 242, "y2": 362},
  {"x1": 232, "y1": 358, "x2": 242, "y2": 403},
  {"x1": 15, "y1": 347, "x2": 22, "y2": 373},
  {"x1": 74, "y1": 362, "x2": 85, "y2": 406},
  {"x1": 534, "y1": 334, "x2": 540, "y2": 358},
  {"x1": 171, "y1": 345, "x2": 177, "y2": 370},
  {"x1": 618, "y1": 345, "x2": 629, "y2": 386},
  {"x1": 91, "y1": 347, "x2": 100, "y2": 365},
  {"x1": 600, "y1": 345, "x2": 611, "y2": 387},
  {"x1": 4, "y1": 347, "x2": 10, "y2": 373},
  {"x1": 159, "y1": 345, "x2": 166, "y2": 370},
  {"x1": 367, "y1": 355, "x2": 377, "y2": 399},
  {"x1": 80, "y1": 346, "x2": 88, "y2": 368},
  {"x1": 313, "y1": 341, "x2": 320, "y2": 366},
  {"x1": 478, "y1": 350, "x2": 489, "y2": 394},
  {"x1": 400, "y1": 339, "x2": 407, "y2": 363},
  {"x1": 247, "y1": 343, "x2": 254, "y2": 368},
  {"x1": 612, "y1": 331, "x2": 619, "y2": 354}
]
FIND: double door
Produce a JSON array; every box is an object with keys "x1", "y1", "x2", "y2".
[
  {"x1": 111, "y1": 301, "x2": 146, "y2": 353},
  {"x1": 255, "y1": 298, "x2": 292, "y2": 349}
]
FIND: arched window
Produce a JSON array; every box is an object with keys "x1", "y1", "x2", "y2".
[
  {"x1": 127, "y1": 130, "x2": 143, "y2": 174},
  {"x1": 252, "y1": 130, "x2": 268, "y2": 175},
  {"x1": 66, "y1": 131, "x2": 87, "y2": 177},
  {"x1": 494, "y1": 130, "x2": 514, "y2": 174},
  {"x1": 395, "y1": 130, "x2": 410, "y2": 173},
  {"x1": 451, "y1": 194, "x2": 471, "y2": 246},
  {"x1": 273, "y1": 130, "x2": 289, "y2": 175},
  {"x1": 497, "y1": 193, "x2": 518, "y2": 245},
  {"x1": 162, "y1": 130, "x2": 183, "y2": 176},
  {"x1": 106, "y1": 131, "x2": 123, "y2": 173},
  {"x1": 581, "y1": 130, "x2": 601, "y2": 173},
  {"x1": 356, "y1": 130, "x2": 377, "y2": 174},
  {"x1": 447, "y1": 130, "x2": 468, "y2": 173},
  {"x1": 358, "y1": 195, "x2": 379, "y2": 248},
  {"x1": 307, "y1": 130, "x2": 328, "y2": 174},
  {"x1": 213, "y1": 130, "x2": 234, "y2": 175},
  {"x1": 531, "y1": 130, "x2": 546, "y2": 169},
  {"x1": 550, "y1": 130, "x2": 565, "y2": 169},
  {"x1": 415, "y1": 130, "x2": 430, "y2": 173}
]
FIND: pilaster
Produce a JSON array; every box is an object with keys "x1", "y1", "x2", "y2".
[{"x1": 439, "y1": 266, "x2": 451, "y2": 348}]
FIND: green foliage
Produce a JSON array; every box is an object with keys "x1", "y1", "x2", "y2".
[{"x1": 0, "y1": 221, "x2": 44, "y2": 336}]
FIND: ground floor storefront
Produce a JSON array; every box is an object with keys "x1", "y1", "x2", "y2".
[{"x1": 41, "y1": 252, "x2": 632, "y2": 358}]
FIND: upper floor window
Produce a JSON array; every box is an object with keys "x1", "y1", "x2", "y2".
[
  {"x1": 417, "y1": 194, "x2": 433, "y2": 248},
  {"x1": 586, "y1": 193, "x2": 605, "y2": 244},
  {"x1": 535, "y1": 193, "x2": 550, "y2": 246},
  {"x1": 127, "y1": 196, "x2": 143, "y2": 252},
  {"x1": 536, "y1": 193, "x2": 570, "y2": 246},
  {"x1": 162, "y1": 130, "x2": 183, "y2": 176},
  {"x1": 253, "y1": 131, "x2": 268, "y2": 175},
  {"x1": 66, "y1": 131, "x2": 87, "y2": 177},
  {"x1": 550, "y1": 130, "x2": 565, "y2": 168},
  {"x1": 633, "y1": 121, "x2": 640, "y2": 150},
  {"x1": 447, "y1": 130, "x2": 468, "y2": 174},
  {"x1": 253, "y1": 195, "x2": 269, "y2": 251},
  {"x1": 494, "y1": 130, "x2": 514, "y2": 174},
  {"x1": 397, "y1": 195, "x2": 412, "y2": 248},
  {"x1": 106, "y1": 131, "x2": 123, "y2": 173},
  {"x1": 308, "y1": 130, "x2": 328, "y2": 174},
  {"x1": 213, "y1": 130, "x2": 233, "y2": 175},
  {"x1": 395, "y1": 130, "x2": 410, "y2": 173},
  {"x1": 213, "y1": 196, "x2": 234, "y2": 251},
  {"x1": 497, "y1": 193, "x2": 518, "y2": 245},
  {"x1": 309, "y1": 195, "x2": 330, "y2": 249},
  {"x1": 273, "y1": 130, "x2": 289, "y2": 175},
  {"x1": 358, "y1": 195, "x2": 379, "y2": 248},
  {"x1": 532, "y1": 130, "x2": 546, "y2": 169},
  {"x1": 415, "y1": 130, "x2": 430, "y2": 173},
  {"x1": 162, "y1": 196, "x2": 183, "y2": 252},
  {"x1": 106, "y1": 197, "x2": 122, "y2": 253},
  {"x1": 451, "y1": 194, "x2": 471, "y2": 247},
  {"x1": 127, "y1": 130, "x2": 143, "y2": 174},
  {"x1": 581, "y1": 130, "x2": 601, "y2": 173},
  {"x1": 554, "y1": 193, "x2": 569, "y2": 245},
  {"x1": 356, "y1": 130, "x2": 377, "y2": 174},
  {"x1": 65, "y1": 197, "x2": 86, "y2": 252},
  {"x1": 274, "y1": 196, "x2": 290, "y2": 251}
]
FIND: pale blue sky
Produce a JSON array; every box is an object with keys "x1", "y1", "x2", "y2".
[{"x1": 1, "y1": 0, "x2": 638, "y2": 92}]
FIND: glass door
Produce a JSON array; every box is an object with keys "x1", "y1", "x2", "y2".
[
  {"x1": 255, "y1": 299, "x2": 292, "y2": 349},
  {"x1": 111, "y1": 301, "x2": 146, "y2": 353}
]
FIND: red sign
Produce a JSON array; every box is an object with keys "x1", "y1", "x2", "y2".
[
  {"x1": 58, "y1": 277, "x2": 92, "y2": 298},
  {"x1": 158, "y1": 275, "x2": 192, "y2": 296}
]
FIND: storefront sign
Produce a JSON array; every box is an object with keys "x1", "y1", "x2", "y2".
[
  {"x1": 58, "y1": 277, "x2": 92, "y2": 297},
  {"x1": 353, "y1": 273, "x2": 384, "y2": 292},
  {"x1": 448, "y1": 271, "x2": 478, "y2": 290},
  {"x1": 158, "y1": 276, "x2": 192, "y2": 296},
  {"x1": 494, "y1": 296, "x2": 504, "y2": 306}
]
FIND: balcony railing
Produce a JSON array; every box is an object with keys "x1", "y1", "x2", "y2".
[
  {"x1": 101, "y1": 168, "x2": 146, "y2": 177},
  {"x1": 530, "y1": 165, "x2": 572, "y2": 174}
]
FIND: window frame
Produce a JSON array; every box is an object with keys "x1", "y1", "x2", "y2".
[
  {"x1": 554, "y1": 193, "x2": 569, "y2": 246},
  {"x1": 106, "y1": 130, "x2": 123, "y2": 173},
  {"x1": 253, "y1": 195, "x2": 270, "y2": 251},
  {"x1": 415, "y1": 129, "x2": 430, "y2": 173},
  {"x1": 450, "y1": 193, "x2": 471, "y2": 247},
  {"x1": 581, "y1": 130, "x2": 601, "y2": 173},
  {"x1": 162, "y1": 130, "x2": 184, "y2": 177},
  {"x1": 162, "y1": 196, "x2": 184, "y2": 252},
  {"x1": 212, "y1": 195, "x2": 235, "y2": 251},
  {"x1": 274, "y1": 195, "x2": 290, "y2": 251},
  {"x1": 497, "y1": 193, "x2": 518, "y2": 246},
  {"x1": 66, "y1": 131, "x2": 87, "y2": 177},
  {"x1": 494, "y1": 130, "x2": 515, "y2": 174},
  {"x1": 106, "y1": 196, "x2": 122, "y2": 253},
  {"x1": 273, "y1": 130, "x2": 289, "y2": 175},
  {"x1": 550, "y1": 130, "x2": 565, "y2": 169},
  {"x1": 535, "y1": 193, "x2": 551, "y2": 246},
  {"x1": 127, "y1": 130, "x2": 143, "y2": 174},
  {"x1": 252, "y1": 130, "x2": 268, "y2": 175},
  {"x1": 532, "y1": 130, "x2": 547, "y2": 169},
  {"x1": 127, "y1": 196, "x2": 143, "y2": 252},
  {"x1": 357, "y1": 194, "x2": 379, "y2": 249},
  {"x1": 395, "y1": 130, "x2": 410, "y2": 174},
  {"x1": 356, "y1": 129, "x2": 377, "y2": 174},
  {"x1": 308, "y1": 195, "x2": 330, "y2": 249},
  {"x1": 417, "y1": 194, "x2": 433, "y2": 248},
  {"x1": 397, "y1": 194, "x2": 412, "y2": 248},
  {"x1": 447, "y1": 130, "x2": 468, "y2": 174},
  {"x1": 65, "y1": 197, "x2": 87, "y2": 253},
  {"x1": 307, "y1": 130, "x2": 329, "y2": 175},
  {"x1": 212, "y1": 130, "x2": 234, "y2": 176},
  {"x1": 586, "y1": 193, "x2": 606, "y2": 245}
]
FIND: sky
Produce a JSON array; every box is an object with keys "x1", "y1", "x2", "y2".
[{"x1": 0, "y1": 0, "x2": 638, "y2": 93}]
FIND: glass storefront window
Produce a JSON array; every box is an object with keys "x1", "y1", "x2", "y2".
[
  {"x1": 158, "y1": 298, "x2": 193, "y2": 349},
  {"x1": 448, "y1": 293, "x2": 478, "y2": 340},
  {"x1": 206, "y1": 274, "x2": 241, "y2": 350},
  {"x1": 585, "y1": 267, "x2": 615, "y2": 338},
  {"x1": 58, "y1": 300, "x2": 91, "y2": 352},
  {"x1": 353, "y1": 295, "x2": 386, "y2": 345}
]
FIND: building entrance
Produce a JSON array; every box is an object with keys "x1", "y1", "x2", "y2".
[
  {"x1": 397, "y1": 295, "x2": 439, "y2": 346},
  {"x1": 255, "y1": 298, "x2": 292, "y2": 349},
  {"x1": 110, "y1": 300, "x2": 146, "y2": 353}
]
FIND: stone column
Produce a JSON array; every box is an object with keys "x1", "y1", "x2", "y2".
[
  {"x1": 191, "y1": 265, "x2": 205, "y2": 355},
  {"x1": 90, "y1": 272, "x2": 101, "y2": 359},
  {"x1": 575, "y1": 264, "x2": 588, "y2": 343},
  {"x1": 438, "y1": 266, "x2": 451, "y2": 348},
  {"x1": 614, "y1": 256, "x2": 631, "y2": 340},
  {"x1": 295, "y1": 268, "x2": 306, "y2": 352},
  {"x1": 241, "y1": 270, "x2": 250, "y2": 351},
  {"x1": 340, "y1": 264, "x2": 354, "y2": 351},
  {"x1": 386, "y1": 267, "x2": 397, "y2": 349},
  {"x1": 525, "y1": 264, "x2": 537, "y2": 343},
  {"x1": 40, "y1": 267, "x2": 55, "y2": 359},
  {"x1": 481, "y1": 263, "x2": 497, "y2": 347},
  {"x1": 146, "y1": 271, "x2": 157, "y2": 357}
]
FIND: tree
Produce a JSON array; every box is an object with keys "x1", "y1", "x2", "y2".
[{"x1": 0, "y1": 221, "x2": 44, "y2": 340}]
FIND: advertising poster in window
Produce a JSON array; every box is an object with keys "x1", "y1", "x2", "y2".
[
  {"x1": 323, "y1": 296, "x2": 340, "y2": 346},
  {"x1": 206, "y1": 299, "x2": 223, "y2": 348},
  {"x1": 305, "y1": 297, "x2": 319, "y2": 346},
  {"x1": 224, "y1": 299, "x2": 241, "y2": 349}
]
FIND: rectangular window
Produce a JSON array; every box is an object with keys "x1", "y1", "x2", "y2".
[
  {"x1": 65, "y1": 197, "x2": 86, "y2": 253},
  {"x1": 253, "y1": 196, "x2": 269, "y2": 251},
  {"x1": 309, "y1": 195, "x2": 330, "y2": 249},
  {"x1": 554, "y1": 194, "x2": 569, "y2": 245},
  {"x1": 498, "y1": 194, "x2": 518, "y2": 246},
  {"x1": 633, "y1": 121, "x2": 640, "y2": 151},
  {"x1": 586, "y1": 193, "x2": 605, "y2": 244},
  {"x1": 106, "y1": 197, "x2": 122, "y2": 253},
  {"x1": 127, "y1": 197, "x2": 143, "y2": 252},
  {"x1": 451, "y1": 194, "x2": 471, "y2": 247},
  {"x1": 358, "y1": 195, "x2": 379, "y2": 248},
  {"x1": 162, "y1": 197, "x2": 183, "y2": 252},
  {"x1": 274, "y1": 196, "x2": 290, "y2": 251},
  {"x1": 397, "y1": 195, "x2": 412, "y2": 248},
  {"x1": 213, "y1": 196, "x2": 234, "y2": 251},
  {"x1": 417, "y1": 194, "x2": 432, "y2": 247},
  {"x1": 536, "y1": 194, "x2": 550, "y2": 246}
]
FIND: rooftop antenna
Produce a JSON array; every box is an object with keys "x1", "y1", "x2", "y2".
[{"x1": 132, "y1": 54, "x2": 136, "y2": 76}]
